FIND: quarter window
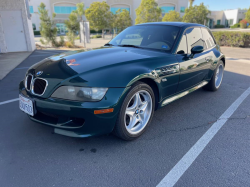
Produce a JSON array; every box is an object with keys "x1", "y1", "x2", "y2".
[
  {"x1": 201, "y1": 28, "x2": 215, "y2": 50},
  {"x1": 185, "y1": 27, "x2": 204, "y2": 54}
]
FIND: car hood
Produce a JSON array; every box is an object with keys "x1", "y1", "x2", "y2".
[
  {"x1": 27, "y1": 47, "x2": 173, "y2": 96},
  {"x1": 31, "y1": 47, "x2": 168, "y2": 78}
]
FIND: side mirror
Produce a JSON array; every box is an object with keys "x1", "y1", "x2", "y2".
[{"x1": 190, "y1": 46, "x2": 204, "y2": 57}]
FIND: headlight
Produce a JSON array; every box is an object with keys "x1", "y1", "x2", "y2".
[{"x1": 51, "y1": 86, "x2": 108, "y2": 102}]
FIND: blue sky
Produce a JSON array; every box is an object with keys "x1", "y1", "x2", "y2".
[{"x1": 193, "y1": 0, "x2": 250, "y2": 11}]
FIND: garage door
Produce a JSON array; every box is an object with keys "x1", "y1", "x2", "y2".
[{"x1": 0, "y1": 10, "x2": 27, "y2": 52}]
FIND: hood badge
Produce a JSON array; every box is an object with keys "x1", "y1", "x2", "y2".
[
  {"x1": 36, "y1": 71, "x2": 43, "y2": 76},
  {"x1": 66, "y1": 59, "x2": 80, "y2": 66}
]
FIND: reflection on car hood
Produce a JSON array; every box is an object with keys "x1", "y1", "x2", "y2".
[{"x1": 30, "y1": 47, "x2": 170, "y2": 80}]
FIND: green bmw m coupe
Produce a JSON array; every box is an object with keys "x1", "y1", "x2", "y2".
[{"x1": 19, "y1": 22, "x2": 225, "y2": 140}]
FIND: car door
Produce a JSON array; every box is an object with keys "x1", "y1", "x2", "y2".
[{"x1": 175, "y1": 27, "x2": 209, "y2": 92}]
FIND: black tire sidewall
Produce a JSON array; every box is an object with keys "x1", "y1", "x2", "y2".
[
  {"x1": 115, "y1": 82, "x2": 155, "y2": 140},
  {"x1": 212, "y1": 60, "x2": 224, "y2": 90},
  {"x1": 204, "y1": 60, "x2": 224, "y2": 91}
]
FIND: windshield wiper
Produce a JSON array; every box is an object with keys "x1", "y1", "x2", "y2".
[
  {"x1": 118, "y1": 44, "x2": 141, "y2": 48},
  {"x1": 104, "y1": 43, "x2": 114, "y2": 46}
]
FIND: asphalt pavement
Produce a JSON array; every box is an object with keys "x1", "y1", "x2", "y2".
[{"x1": 0, "y1": 49, "x2": 250, "y2": 187}]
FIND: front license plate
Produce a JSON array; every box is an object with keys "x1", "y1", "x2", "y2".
[{"x1": 19, "y1": 94, "x2": 34, "y2": 116}]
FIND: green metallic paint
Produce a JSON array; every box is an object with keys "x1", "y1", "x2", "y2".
[{"x1": 20, "y1": 23, "x2": 225, "y2": 138}]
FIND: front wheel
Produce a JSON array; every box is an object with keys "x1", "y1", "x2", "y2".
[
  {"x1": 203, "y1": 60, "x2": 224, "y2": 91},
  {"x1": 113, "y1": 82, "x2": 155, "y2": 141}
]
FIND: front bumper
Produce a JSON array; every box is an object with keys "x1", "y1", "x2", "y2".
[{"x1": 19, "y1": 81, "x2": 129, "y2": 137}]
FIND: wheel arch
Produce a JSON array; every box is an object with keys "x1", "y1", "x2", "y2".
[{"x1": 133, "y1": 78, "x2": 160, "y2": 110}]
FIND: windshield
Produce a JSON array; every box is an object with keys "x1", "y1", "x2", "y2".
[{"x1": 109, "y1": 25, "x2": 180, "y2": 51}]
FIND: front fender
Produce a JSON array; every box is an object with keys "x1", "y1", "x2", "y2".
[{"x1": 67, "y1": 61, "x2": 157, "y2": 88}]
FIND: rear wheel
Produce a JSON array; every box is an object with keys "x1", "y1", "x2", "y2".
[
  {"x1": 113, "y1": 82, "x2": 155, "y2": 141},
  {"x1": 203, "y1": 60, "x2": 224, "y2": 91}
]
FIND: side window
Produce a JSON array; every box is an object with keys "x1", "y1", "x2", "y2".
[
  {"x1": 177, "y1": 34, "x2": 187, "y2": 54},
  {"x1": 201, "y1": 28, "x2": 215, "y2": 50},
  {"x1": 186, "y1": 27, "x2": 205, "y2": 54}
]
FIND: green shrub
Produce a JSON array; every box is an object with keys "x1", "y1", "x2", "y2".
[
  {"x1": 230, "y1": 23, "x2": 240, "y2": 28},
  {"x1": 34, "y1": 31, "x2": 41, "y2": 35},
  {"x1": 65, "y1": 41, "x2": 74, "y2": 48},
  {"x1": 90, "y1": 29, "x2": 102, "y2": 34},
  {"x1": 59, "y1": 36, "x2": 65, "y2": 46},
  {"x1": 213, "y1": 31, "x2": 250, "y2": 47},
  {"x1": 91, "y1": 35, "x2": 102, "y2": 39},
  {"x1": 248, "y1": 25, "x2": 250, "y2": 28},
  {"x1": 214, "y1": 25, "x2": 225, "y2": 28}
]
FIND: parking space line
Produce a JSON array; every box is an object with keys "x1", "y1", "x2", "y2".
[
  {"x1": 157, "y1": 86, "x2": 250, "y2": 187},
  {"x1": 0, "y1": 98, "x2": 19, "y2": 105}
]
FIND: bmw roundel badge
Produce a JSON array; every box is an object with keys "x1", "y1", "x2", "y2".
[{"x1": 36, "y1": 71, "x2": 43, "y2": 76}]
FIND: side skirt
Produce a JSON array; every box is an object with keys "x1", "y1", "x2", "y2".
[{"x1": 161, "y1": 81, "x2": 208, "y2": 107}]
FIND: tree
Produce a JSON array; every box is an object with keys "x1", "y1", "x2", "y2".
[
  {"x1": 245, "y1": 7, "x2": 250, "y2": 20},
  {"x1": 135, "y1": 0, "x2": 162, "y2": 24},
  {"x1": 38, "y1": 3, "x2": 57, "y2": 47},
  {"x1": 189, "y1": 0, "x2": 195, "y2": 7},
  {"x1": 65, "y1": 12, "x2": 80, "y2": 45},
  {"x1": 85, "y1": 2, "x2": 112, "y2": 38},
  {"x1": 113, "y1": 9, "x2": 132, "y2": 33},
  {"x1": 162, "y1": 10, "x2": 182, "y2": 22},
  {"x1": 73, "y1": 3, "x2": 85, "y2": 42},
  {"x1": 182, "y1": 3, "x2": 210, "y2": 25}
]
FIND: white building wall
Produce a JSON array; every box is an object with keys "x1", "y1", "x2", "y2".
[
  {"x1": 0, "y1": 0, "x2": 35, "y2": 53},
  {"x1": 224, "y1": 9, "x2": 239, "y2": 25},
  {"x1": 209, "y1": 9, "x2": 247, "y2": 28}
]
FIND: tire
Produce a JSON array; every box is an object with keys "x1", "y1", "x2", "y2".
[
  {"x1": 113, "y1": 81, "x2": 155, "y2": 141},
  {"x1": 203, "y1": 60, "x2": 224, "y2": 91}
]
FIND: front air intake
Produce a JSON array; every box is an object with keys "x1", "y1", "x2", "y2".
[{"x1": 33, "y1": 78, "x2": 47, "y2": 95}]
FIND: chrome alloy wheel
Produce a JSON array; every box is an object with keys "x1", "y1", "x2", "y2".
[
  {"x1": 124, "y1": 90, "x2": 153, "y2": 135},
  {"x1": 215, "y1": 64, "x2": 224, "y2": 88}
]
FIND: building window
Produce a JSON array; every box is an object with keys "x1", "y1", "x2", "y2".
[
  {"x1": 29, "y1": 6, "x2": 34, "y2": 13},
  {"x1": 111, "y1": 7, "x2": 130, "y2": 14},
  {"x1": 161, "y1": 6, "x2": 175, "y2": 16},
  {"x1": 32, "y1": 24, "x2": 36, "y2": 30},
  {"x1": 217, "y1": 20, "x2": 221, "y2": 25},
  {"x1": 56, "y1": 23, "x2": 68, "y2": 34},
  {"x1": 180, "y1": 7, "x2": 185, "y2": 13},
  {"x1": 229, "y1": 19, "x2": 234, "y2": 26},
  {"x1": 54, "y1": 6, "x2": 77, "y2": 14}
]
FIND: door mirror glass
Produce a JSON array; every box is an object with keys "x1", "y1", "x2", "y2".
[{"x1": 191, "y1": 45, "x2": 204, "y2": 55}]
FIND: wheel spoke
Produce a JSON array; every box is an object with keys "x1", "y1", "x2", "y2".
[
  {"x1": 139, "y1": 101, "x2": 148, "y2": 113},
  {"x1": 126, "y1": 108, "x2": 135, "y2": 118},
  {"x1": 124, "y1": 90, "x2": 153, "y2": 135},
  {"x1": 127, "y1": 115, "x2": 138, "y2": 130},
  {"x1": 134, "y1": 93, "x2": 143, "y2": 108}
]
